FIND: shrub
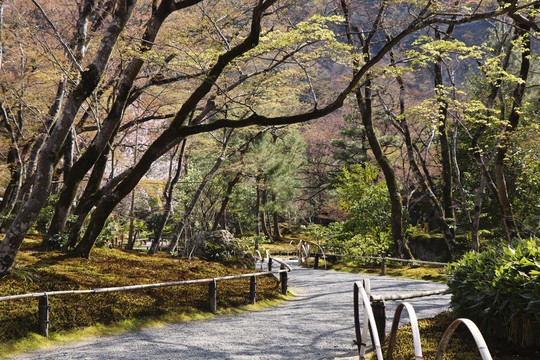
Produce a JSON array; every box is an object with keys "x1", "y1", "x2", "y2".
[{"x1": 446, "y1": 237, "x2": 540, "y2": 348}]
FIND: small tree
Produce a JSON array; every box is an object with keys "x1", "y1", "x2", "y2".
[{"x1": 335, "y1": 164, "x2": 392, "y2": 254}]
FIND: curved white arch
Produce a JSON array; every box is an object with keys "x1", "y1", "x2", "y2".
[
  {"x1": 435, "y1": 318, "x2": 493, "y2": 360},
  {"x1": 288, "y1": 240, "x2": 296, "y2": 257},
  {"x1": 387, "y1": 302, "x2": 423, "y2": 360},
  {"x1": 354, "y1": 280, "x2": 384, "y2": 360}
]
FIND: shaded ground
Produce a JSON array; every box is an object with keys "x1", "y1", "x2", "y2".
[{"x1": 11, "y1": 260, "x2": 450, "y2": 360}]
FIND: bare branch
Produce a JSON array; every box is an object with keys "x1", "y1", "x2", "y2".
[{"x1": 30, "y1": 0, "x2": 84, "y2": 73}]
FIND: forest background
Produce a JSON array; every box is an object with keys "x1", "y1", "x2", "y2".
[{"x1": 0, "y1": 0, "x2": 539, "y2": 275}]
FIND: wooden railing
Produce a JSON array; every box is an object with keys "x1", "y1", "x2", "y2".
[
  {"x1": 353, "y1": 279, "x2": 493, "y2": 360},
  {"x1": 313, "y1": 253, "x2": 447, "y2": 274},
  {"x1": 0, "y1": 261, "x2": 290, "y2": 338}
]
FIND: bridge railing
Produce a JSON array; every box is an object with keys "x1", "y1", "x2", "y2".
[
  {"x1": 0, "y1": 260, "x2": 290, "y2": 338},
  {"x1": 354, "y1": 279, "x2": 493, "y2": 360}
]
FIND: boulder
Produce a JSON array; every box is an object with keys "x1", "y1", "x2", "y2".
[{"x1": 187, "y1": 230, "x2": 256, "y2": 269}]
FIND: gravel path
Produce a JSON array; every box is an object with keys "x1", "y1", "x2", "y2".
[{"x1": 12, "y1": 261, "x2": 450, "y2": 360}]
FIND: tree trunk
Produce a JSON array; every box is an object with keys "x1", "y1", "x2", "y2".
[
  {"x1": 260, "y1": 187, "x2": 272, "y2": 239},
  {"x1": 255, "y1": 182, "x2": 261, "y2": 237},
  {"x1": 495, "y1": 23, "x2": 530, "y2": 242},
  {"x1": 0, "y1": 147, "x2": 21, "y2": 217},
  {"x1": 273, "y1": 211, "x2": 281, "y2": 239},
  {"x1": 163, "y1": 134, "x2": 231, "y2": 255},
  {"x1": 46, "y1": 2, "x2": 176, "y2": 243},
  {"x1": 434, "y1": 29, "x2": 456, "y2": 228},
  {"x1": 0, "y1": 0, "x2": 138, "y2": 275},
  {"x1": 212, "y1": 172, "x2": 241, "y2": 231},
  {"x1": 149, "y1": 139, "x2": 187, "y2": 255},
  {"x1": 471, "y1": 174, "x2": 487, "y2": 252},
  {"x1": 355, "y1": 85, "x2": 412, "y2": 259}
]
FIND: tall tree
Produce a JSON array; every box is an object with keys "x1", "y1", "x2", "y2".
[
  {"x1": 0, "y1": 0, "x2": 139, "y2": 274},
  {"x1": 0, "y1": 0, "x2": 536, "y2": 273}
]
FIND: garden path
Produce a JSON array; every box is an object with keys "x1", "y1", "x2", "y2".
[{"x1": 12, "y1": 261, "x2": 450, "y2": 360}]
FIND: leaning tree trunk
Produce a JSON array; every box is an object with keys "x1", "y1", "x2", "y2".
[
  {"x1": 67, "y1": 156, "x2": 129, "y2": 250},
  {"x1": 164, "y1": 133, "x2": 231, "y2": 255},
  {"x1": 10, "y1": 80, "x2": 66, "y2": 217},
  {"x1": 149, "y1": 139, "x2": 187, "y2": 255},
  {"x1": 0, "y1": 147, "x2": 21, "y2": 217},
  {"x1": 212, "y1": 172, "x2": 242, "y2": 231},
  {"x1": 46, "y1": 2, "x2": 177, "y2": 243},
  {"x1": 66, "y1": 151, "x2": 109, "y2": 249},
  {"x1": 0, "y1": 0, "x2": 138, "y2": 275}
]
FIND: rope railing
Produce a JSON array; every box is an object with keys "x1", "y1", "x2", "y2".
[
  {"x1": 324, "y1": 253, "x2": 447, "y2": 266},
  {"x1": 1, "y1": 262, "x2": 290, "y2": 338},
  {"x1": 312, "y1": 253, "x2": 447, "y2": 274},
  {"x1": 353, "y1": 279, "x2": 493, "y2": 360},
  {"x1": 370, "y1": 289, "x2": 450, "y2": 302}
]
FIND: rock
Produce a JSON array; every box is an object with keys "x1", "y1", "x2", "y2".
[{"x1": 187, "y1": 230, "x2": 256, "y2": 269}]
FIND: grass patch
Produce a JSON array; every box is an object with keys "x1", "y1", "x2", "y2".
[{"x1": 0, "y1": 237, "x2": 285, "y2": 358}]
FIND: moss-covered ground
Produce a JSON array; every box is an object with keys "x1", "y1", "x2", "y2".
[
  {"x1": 321, "y1": 260, "x2": 447, "y2": 283},
  {"x1": 0, "y1": 237, "x2": 284, "y2": 357},
  {"x1": 366, "y1": 312, "x2": 539, "y2": 360}
]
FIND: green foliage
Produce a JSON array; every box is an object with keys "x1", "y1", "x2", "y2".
[
  {"x1": 303, "y1": 223, "x2": 332, "y2": 244},
  {"x1": 309, "y1": 221, "x2": 392, "y2": 259},
  {"x1": 446, "y1": 238, "x2": 540, "y2": 348},
  {"x1": 335, "y1": 164, "x2": 392, "y2": 244},
  {"x1": 33, "y1": 195, "x2": 59, "y2": 234},
  {"x1": 145, "y1": 213, "x2": 164, "y2": 234},
  {"x1": 44, "y1": 233, "x2": 68, "y2": 251},
  {"x1": 95, "y1": 216, "x2": 119, "y2": 247},
  {"x1": 405, "y1": 224, "x2": 428, "y2": 238},
  {"x1": 240, "y1": 235, "x2": 271, "y2": 247},
  {"x1": 201, "y1": 242, "x2": 234, "y2": 264},
  {"x1": 336, "y1": 233, "x2": 390, "y2": 259},
  {"x1": 513, "y1": 156, "x2": 540, "y2": 236}
]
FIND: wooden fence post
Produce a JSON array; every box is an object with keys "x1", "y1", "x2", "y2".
[
  {"x1": 38, "y1": 294, "x2": 50, "y2": 337},
  {"x1": 371, "y1": 300, "x2": 386, "y2": 344},
  {"x1": 381, "y1": 255, "x2": 386, "y2": 276},
  {"x1": 314, "y1": 253, "x2": 320, "y2": 269},
  {"x1": 268, "y1": 257, "x2": 273, "y2": 271},
  {"x1": 280, "y1": 265, "x2": 288, "y2": 295},
  {"x1": 250, "y1": 276, "x2": 257, "y2": 305},
  {"x1": 209, "y1": 280, "x2": 217, "y2": 314}
]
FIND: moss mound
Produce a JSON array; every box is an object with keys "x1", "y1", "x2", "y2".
[{"x1": 0, "y1": 238, "x2": 281, "y2": 347}]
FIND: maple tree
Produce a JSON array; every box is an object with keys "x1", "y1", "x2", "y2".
[{"x1": 0, "y1": 0, "x2": 538, "y2": 274}]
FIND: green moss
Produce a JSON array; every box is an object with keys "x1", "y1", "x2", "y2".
[
  {"x1": 322, "y1": 262, "x2": 447, "y2": 283},
  {"x1": 0, "y1": 238, "x2": 284, "y2": 357},
  {"x1": 365, "y1": 312, "x2": 539, "y2": 360}
]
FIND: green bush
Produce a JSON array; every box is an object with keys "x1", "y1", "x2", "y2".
[{"x1": 446, "y1": 237, "x2": 540, "y2": 348}]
